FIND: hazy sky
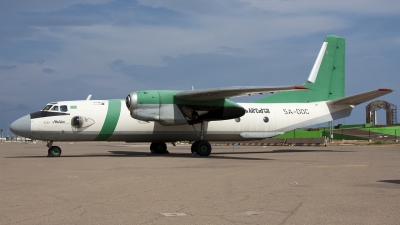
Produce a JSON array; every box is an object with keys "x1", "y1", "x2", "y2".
[{"x1": 1, "y1": 0, "x2": 400, "y2": 135}]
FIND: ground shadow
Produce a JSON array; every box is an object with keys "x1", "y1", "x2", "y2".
[
  {"x1": 5, "y1": 149, "x2": 273, "y2": 161},
  {"x1": 212, "y1": 149, "x2": 354, "y2": 155},
  {"x1": 5, "y1": 147, "x2": 353, "y2": 160},
  {"x1": 377, "y1": 180, "x2": 400, "y2": 185}
]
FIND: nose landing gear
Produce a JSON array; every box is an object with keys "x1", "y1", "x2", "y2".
[{"x1": 46, "y1": 141, "x2": 62, "y2": 157}]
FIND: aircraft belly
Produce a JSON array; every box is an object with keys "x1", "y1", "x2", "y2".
[{"x1": 108, "y1": 131, "x2": 244, "y2": 142}]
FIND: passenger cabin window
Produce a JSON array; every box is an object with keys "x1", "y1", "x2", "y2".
[
  {"x1": 42, "y1": 105, "x2": 53, "y2": 111},
  {"x1": 60, "y1": 105, "x2": 68, "y2": 112},
  {"x1": 52, "y1": 106, "x2": 59, "y2": 111}
]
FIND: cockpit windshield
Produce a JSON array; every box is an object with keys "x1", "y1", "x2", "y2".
[
  {"x1": 42, "y1": 105, "x2": 53, "y2": 111},
  {"x1": 41, "y1": 104, "x2": 68, "y2": 112}
]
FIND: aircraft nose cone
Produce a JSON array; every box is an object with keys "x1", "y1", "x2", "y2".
[{"x1": 10, "y1": 115, "x2": 31, "y2": 137}]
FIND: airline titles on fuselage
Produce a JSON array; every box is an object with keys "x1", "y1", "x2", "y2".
[
  {"x1": 53, "y1": 120, "x2": 66, "y2": 124},
  {"x1": 244, "y1": 108, "x2": 310, "y2": 115},
  {"x1": 245, "y1": 108, "x2": 270, "y2": 114}
]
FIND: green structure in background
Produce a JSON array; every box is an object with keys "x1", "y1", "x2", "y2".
[{"x1": 275, "y1": 124, "x2": 400, "y2": 141}]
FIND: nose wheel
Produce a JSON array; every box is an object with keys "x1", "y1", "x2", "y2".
[{"x1": 46, "y1": 141, "x2": 62, "y2": 157}]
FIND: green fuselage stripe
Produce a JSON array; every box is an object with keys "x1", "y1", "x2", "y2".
[{"x1": 94, "y1": 100, "x2": 121, "y2": 141}]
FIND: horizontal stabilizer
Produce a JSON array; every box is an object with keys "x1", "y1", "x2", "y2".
[
  {"x1": 328, "y1": 89, "x2": 393, "y2": 106},
  {"x1": 175, "y1": 86, "x2": 307, "y2": 101}
]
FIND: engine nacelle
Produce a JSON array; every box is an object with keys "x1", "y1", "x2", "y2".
[
  {"x1": 126, "y1": 90, "x2": 245, "y2": 126},
  {"x1": 126, "y1": 91, "x2": 187, "y2": 125}
]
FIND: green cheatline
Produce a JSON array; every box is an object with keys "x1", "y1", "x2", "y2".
[{"x1": 94, "y1": 100, "x2": 121, "y2": 141}]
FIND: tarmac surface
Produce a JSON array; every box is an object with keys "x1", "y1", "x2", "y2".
[{"x1": 1, "y1": 141, "x2": 399, "y2": 225}]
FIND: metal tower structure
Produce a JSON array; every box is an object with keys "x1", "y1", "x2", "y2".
[{"x1": 366, "y1": 100, "x2": 397, "y2": 125}]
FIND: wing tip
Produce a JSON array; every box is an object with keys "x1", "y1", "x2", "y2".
[
  {"x1": 294, "y1": 85, "x2": 309, "y2": 90},
  {"x1": 378, "y1": 88, "x2": 393, "y2": 92}
]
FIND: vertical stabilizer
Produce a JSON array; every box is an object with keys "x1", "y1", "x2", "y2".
[{"x1": 253, "y1": 35, "x2": 345, "y2": 103}]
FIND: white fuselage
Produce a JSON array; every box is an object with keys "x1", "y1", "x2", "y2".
[{"x1": 25, "y1": 100, "x2": 352, "y2": 142}]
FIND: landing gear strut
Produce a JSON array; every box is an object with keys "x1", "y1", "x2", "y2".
[
  {"x1": 47, "y1": 141, "x2": 62, "y2": 157},
  {"x1": 191, "y1": 121, "x2": 212, "y2": 156},
  {"x1": 150, "y1": 142, "x2": 169, "y2": 154}
]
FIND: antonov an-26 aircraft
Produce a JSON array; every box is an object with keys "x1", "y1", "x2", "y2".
[{"x1": 10, "y1": 35, "x2": 392, "y2": 157}]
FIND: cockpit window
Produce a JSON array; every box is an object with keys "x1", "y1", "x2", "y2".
[
  {"x1": 51, "y1": 106, "x2": 59, "y2": 111},
  {"x1": 60, "y1": 105, "x2": 68, "y2": 112},
  {"x1": 42, "y1": 105, "x2": 53, "y2": 111}
]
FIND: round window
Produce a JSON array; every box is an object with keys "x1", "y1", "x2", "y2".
[
  {"x1": 263, "y1": 117, "x2": 269, "y2": 123},
  {"x1": 235, "y1": 118, "x2": 241, "y2": 123}
]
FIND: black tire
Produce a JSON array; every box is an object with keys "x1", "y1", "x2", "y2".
[
  {"x1": 151, "y1": 142, "x2": 168, "y2": 154},
  {"x1": 150, "y1": 142, "x2": 155, "y2": 153},
  {"x1": 191, "y1": 140, "x2": 200, "y2": 153},
  {"x1": 49, "y1": 146, "x2": 62, "y2": 157},
  {"x1": 195, "y1": 140, "x2": 212, "y2": 156}
]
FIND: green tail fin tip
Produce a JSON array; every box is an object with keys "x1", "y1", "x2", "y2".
[{"x1": 253, "y1": 35, "x2": 345, "y2": 103}]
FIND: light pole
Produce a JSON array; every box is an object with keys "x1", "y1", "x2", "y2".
[{"x1": 0, "y1": 129, "x2": 2, "y2": 143}]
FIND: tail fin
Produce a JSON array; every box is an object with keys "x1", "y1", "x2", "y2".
[{"x1": 253, "y1": 35, "x2": 345, "y2": 103}]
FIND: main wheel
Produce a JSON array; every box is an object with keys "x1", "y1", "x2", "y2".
[
  {"x1": 194, "y1": 140, "x2": 212, "y2": 156},
  {"x1": 150, "y1": 142, "x2": 155, "y2": 153},
  {"x1": 191, "y1": 140, "x2": 200, "y2": 153},
  {"x1": 49, "y1": 146, "x2": 62, "y2": 157},
  {"x1": 150, "y1": 142, "x2": 168, "y2": 154}
]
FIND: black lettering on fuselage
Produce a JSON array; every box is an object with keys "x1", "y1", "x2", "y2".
[{"x1": 283, "y1": 109, "x2": 309, "y2": 115}]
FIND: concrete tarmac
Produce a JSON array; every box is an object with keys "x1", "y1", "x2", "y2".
[{"x1": 1, "y1": 142, "x2": 399, "y2": 224}]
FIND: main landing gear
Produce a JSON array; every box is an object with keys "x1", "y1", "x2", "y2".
[
  {"x1": 150, "y1": 142, "x2": 169, "y2": 154},
  {"x1": 149, "y1": 140, "x2": 212, "y2": 156},
  {"x1": 149, "y1": 122, "x2": 212, "y2": 156},
  {"x1": 191, "y1": 140, "x2": 212, "y2": 156},
  {"x1": 47, "y1": 141, "x2": 62, "y2": 157},
  {"x1": 190, "y1": 121, "x2": 212, "y2": 156}
]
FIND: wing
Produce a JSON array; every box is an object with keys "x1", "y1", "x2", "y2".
[
  {"x1": 328, "y1": 89, "x2": 393, "y2": 106},
  {"x1": 175, "y1": 85, "x2": 308, "y2": 101}
]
